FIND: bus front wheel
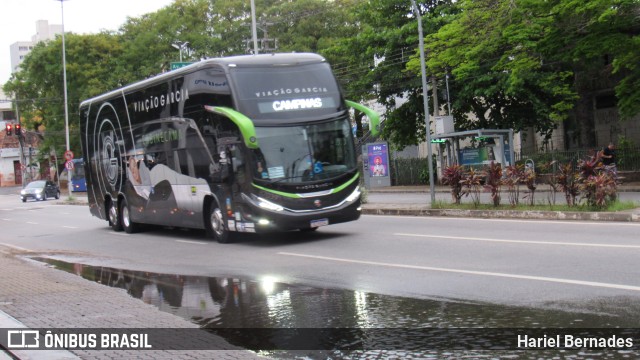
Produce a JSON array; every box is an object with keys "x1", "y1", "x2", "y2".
[
  {"x1": 108, "y1": 200, "x2": 123, "y2": 232},
  {"x1": 120, "y1": 198, "x2": 139, "y2": 234},
  {"x1": 206, "y1": 202, "x2": 230, "y2": 243}
]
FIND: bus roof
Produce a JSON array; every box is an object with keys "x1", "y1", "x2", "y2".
[{"x1": 79, "y1": 53, "x2": 326, "y2": 107}]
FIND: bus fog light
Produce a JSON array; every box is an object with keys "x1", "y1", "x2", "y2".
[{"x1": 258, "y1": 219, "x2": 271, "y2": 225}]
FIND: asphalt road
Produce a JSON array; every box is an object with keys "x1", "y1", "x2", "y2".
[{"x1": 1, "y1": 192, "x2": 640, "y2": 322}]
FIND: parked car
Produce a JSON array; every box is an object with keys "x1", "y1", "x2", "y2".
[{"x1": 20, "y1": 180, "x2": 60, "y2": 202}]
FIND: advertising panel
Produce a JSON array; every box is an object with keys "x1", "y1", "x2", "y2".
[{"x1": 367, "y1": 143, "x2": 389, "y2": 177}]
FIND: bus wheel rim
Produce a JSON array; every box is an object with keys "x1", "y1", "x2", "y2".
[
  {"x1": 211, "y1": 209, "x2": 224, "y2": 236},
  {"x1": 109, "y1": 205, "x2": 118, "y2": 224},
  {"x1": 122, "y1": 206, "x2": 130, "y2": 228}
]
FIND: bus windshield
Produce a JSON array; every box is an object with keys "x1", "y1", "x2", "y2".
[{"x1": 252, "y1": 118, "x2": 356, "y2": 183}]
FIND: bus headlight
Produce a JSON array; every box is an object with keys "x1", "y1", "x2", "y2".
[
  {"x1": 345, "y1": 187, "x2": 361, "y2": 202},
  {"x1": 256, "y1": 196, "x2": 284, "y2": 212}
]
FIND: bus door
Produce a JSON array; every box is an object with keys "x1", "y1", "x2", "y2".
[{"x1": 215, "y1": 136, "x2": 246, "y2": 230}]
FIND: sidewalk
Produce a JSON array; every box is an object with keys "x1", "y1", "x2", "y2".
[
  {"x1": 361, "y1": 182, "x2": 640, "y2": 222},
  {"x1": 0, "y1": 247, "x2": 264, "y2": 360}
]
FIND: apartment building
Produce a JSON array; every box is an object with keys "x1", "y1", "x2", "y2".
[{"x1": 9, "y1": 20, "x2": 62, "y2": 74}]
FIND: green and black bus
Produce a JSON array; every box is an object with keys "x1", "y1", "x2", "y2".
[{"x1": 79, "y1": 53, "x2": 379, "y2": 243}]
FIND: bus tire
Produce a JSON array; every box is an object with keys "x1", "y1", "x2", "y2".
[
  {"x1": 120, "y1": 198, "x2": 139, "y2": 234},
  {"x1": 206, "y1": 202, "x2": 230, "y2": 243},
  {"x1": 108, "y1": 199, "x2": 123, "y2": 232}
]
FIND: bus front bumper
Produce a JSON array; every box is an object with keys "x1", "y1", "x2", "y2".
[{"x1": 239, "y1": 192, "x2": 362, "y2": 232}]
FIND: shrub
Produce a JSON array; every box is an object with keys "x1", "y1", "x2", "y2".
[
  {"x1": 461, "y1": 168, "x2": 483, "y2": 207},
  {"x1": 484, "y1": 162, "x2": 502, "y2": 207},
  {"x1": 442, "y1": 164, "x2": 465, "y2": 204},
  {"x1": 503, "y1": 165, "x2": 523, "y2": 206},
  {"x1": 557, "y1": 163, "x2": 579, "y2": 206}
]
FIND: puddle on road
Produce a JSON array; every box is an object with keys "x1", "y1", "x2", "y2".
[{"x1": 34, "y1": 257, "x2": 640, "y2": 359}]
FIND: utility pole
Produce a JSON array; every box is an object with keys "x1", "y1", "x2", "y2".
[
  {"x1": 258, "y1": 20, "x2": 277, "y2": 53},
  {"x1": 15, "y1": 99, "x2": 26, "y2": 187},
  {"x1": 246, "y1": 18, "x2": 278, "y2": 54},
  {"x1": 57, "y1": 0, "x2": 72, "y2": 198},
  {"x1": 410, "y1": 0, "x2": 436, "y2": 204},
  {"x1": 250, "y1": 0, "x2": 259, "y2": 54}
]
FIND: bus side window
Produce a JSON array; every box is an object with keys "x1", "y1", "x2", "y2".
[{"x1": 175, "y1": 149, "x2": 191, "y2": 176}]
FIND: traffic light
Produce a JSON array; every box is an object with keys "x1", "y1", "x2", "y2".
[
  {"x1": 5, "y1": 123, "x2": 11, "y2": 136},
  {"x1": 14, "y1": 124, "x2": 21, "y2": 136}
]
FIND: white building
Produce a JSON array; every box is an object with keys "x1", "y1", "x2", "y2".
[
  {"x1": 0, "y1": 89, "x2": 14, "y2": 123},
  {"x1": 10, "y1": 20, "x2": 62, "y2": 74}
]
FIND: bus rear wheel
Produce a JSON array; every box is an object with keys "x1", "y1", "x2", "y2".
[
  {"x1": 108, "y1": 200, "x2": 123, "y2": 232},
  {"x1": 206, "y1": 202, "x2": 230, "y2": 243},
  {"x1": 120, "y1": 198, "x2": 139, "y2": 234}
]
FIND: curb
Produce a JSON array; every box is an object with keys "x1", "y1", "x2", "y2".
[
  {"x1": 361, "y1": 207, "x2": 640, "y2": 222},
  {"x1": 0, "y1": 309, "x2": 80, "y2": 360}
]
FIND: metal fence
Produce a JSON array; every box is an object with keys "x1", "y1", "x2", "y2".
[
  {"x1": 389, "y1": 157, "x2": 433, "y2": 186},
  {"x1": 515, "y1": 146, "x2": 640, "y2": 171},
  {"x1": 386, "y1": 146, "x2": 640, "y2": 186}
]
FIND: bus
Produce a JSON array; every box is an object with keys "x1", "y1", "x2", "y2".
[
  {"x1": 79, "y1": 53, "x2": 379, "y2": 243},
  {"x1": 70, "y1": 158, "x2": 87, "y2": 192}
]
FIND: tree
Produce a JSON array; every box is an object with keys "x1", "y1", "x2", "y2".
[
  {"x1": 116, "y1": 0, "x2": 248, "y2": 83},
  {"x1": 420, "y1": 0, "x2": 640, "y2": 148},
  {"x1": 412, "y1": 0, "x2": 578, "y2": 144},
  {"x1": 3, "y1": 32, "x2": 124, "y2": 159},
  {"x1": 323, "y1": 0, "x2": 458, "y2": 149}
]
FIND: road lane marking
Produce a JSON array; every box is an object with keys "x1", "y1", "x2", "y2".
[
  {"x1": 394, "y1": 233, "x2": 640, "y2": 249},
  {"x1": 175, "y1": 240, "x2": 209, "y2": 245},
  {"x1": 62, "y1": 226, "x2": 78, "y2": 229},
  {"x1": 278, "y1": 252, "x2": 640, "y2": 292},
  {"x1": 26, "y1": 221, "x2": 38, "y2": 225},
  {"x1": 1, "y1": 218, "x2": 11, "y2": 221},
  {"x1": 362, "y1": 214, "x2": 640, "y2": 226}
]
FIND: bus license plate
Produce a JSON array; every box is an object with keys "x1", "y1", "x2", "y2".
[{"x1": 310, "y1": 218, "x2": 329, "y2": 228}]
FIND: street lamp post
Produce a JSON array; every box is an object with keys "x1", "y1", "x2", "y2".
[
  {"x1": 410, "y1": 0, "x2": 436, "y2": 204},
  {"x1": 57, "y1": 0, "x2": 72, "y2": 197},
  {"x1": 250, "y1": 0, "x2": 259, "y2": 54},
  {"x1": 172, "y1": 41, "x2": 189, "y2": 62}
]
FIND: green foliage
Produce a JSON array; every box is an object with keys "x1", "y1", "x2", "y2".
[
  {"x1": 431, "y1": 200, "x2": 637, "y2": 212},
  {"x1": 4, "y1": 0, "x2": 640, "y2": 160},
  {"x1": 3, "y1": 33, "x2": 124, "y2": 158},
  {"x1": 616, "y1": 136, "x2": 640, "y2": 171}
]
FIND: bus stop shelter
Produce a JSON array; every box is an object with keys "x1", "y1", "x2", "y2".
[{"x1": 432, "y1": 128, "x2": 515, "y2": 169}]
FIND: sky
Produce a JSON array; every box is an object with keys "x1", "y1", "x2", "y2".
[{"x1": 1, "y1": 0, "x2": 176, "y2": 86}]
